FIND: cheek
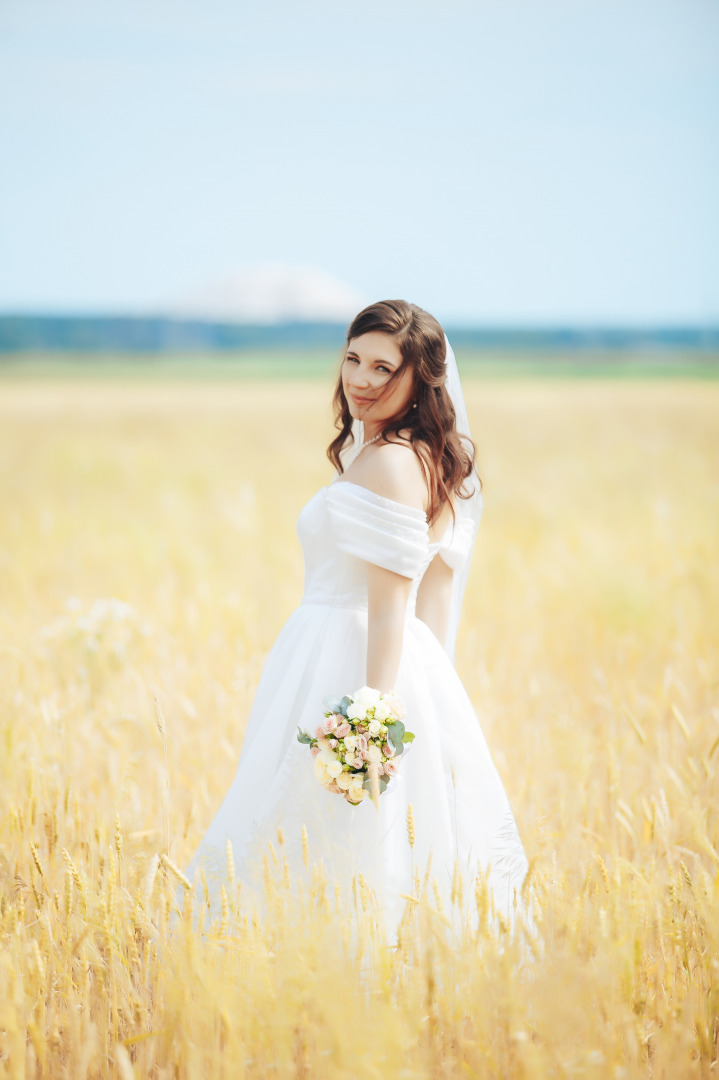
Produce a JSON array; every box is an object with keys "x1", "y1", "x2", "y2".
[{"x1": 388, "y1": 373, "x2": 414, "y2": 409}]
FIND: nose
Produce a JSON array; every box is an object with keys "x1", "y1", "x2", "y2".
[{"x1": 349, "y1": 366, "x2": 371, "y2": 390}]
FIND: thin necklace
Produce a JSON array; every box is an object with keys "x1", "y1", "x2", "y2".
[{"x1": 352, "y1": 432, "x2": 382, "y2": 462}]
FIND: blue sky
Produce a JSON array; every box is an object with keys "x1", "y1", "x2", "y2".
[{"x1": 1, "y1": 0, "x2": 717, "y2": 324}]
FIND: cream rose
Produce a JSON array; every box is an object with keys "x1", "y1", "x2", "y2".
[
  {"x1": 346, "y1": 701, "x2": 367, "y2": 721},
  {"x1": 385, "y1": 692, "x2": 406, "y2": 720},
  {"x1": 313, "y1": 756, "x2": 331, "y2": 785},
  {"x1": 368, "y1": 718, "x2": 381, "y2": 736},
  {"x1": 326, "y1": 759, "x2": 343, "y2": 779},
  {"x1": 348, "y1": 777, "x2": 366, "y2": 802}
]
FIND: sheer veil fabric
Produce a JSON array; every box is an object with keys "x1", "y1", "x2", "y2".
[
  {"x1": 181, "y1": 333, "x2": 529, "y2": 938},
  {"x1": 440, "y1": 334, "x2": 484, "y2": 660}
]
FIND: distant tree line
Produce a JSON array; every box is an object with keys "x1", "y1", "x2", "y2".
[{"x1": 0, "y1": 315, "x2": 718, "y2": 354}]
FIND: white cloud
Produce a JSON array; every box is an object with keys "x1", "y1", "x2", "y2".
[{"x1": 166, "y1": 263, "x2": 367, "y2": 323}]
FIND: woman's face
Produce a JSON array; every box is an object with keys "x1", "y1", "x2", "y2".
[{"x1": 342, "y1": 331, "x2": 415, "y2": 430}]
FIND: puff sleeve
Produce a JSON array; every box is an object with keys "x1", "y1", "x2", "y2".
[
  {"x1": 325, "y1": 482, "x2": 429, "y2": 579},
  {"x1": 437, "y1": 515, "x2": 476, "y2": 571}
]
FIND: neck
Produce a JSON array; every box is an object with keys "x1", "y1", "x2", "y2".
[{"x1": 361, "y1": 420, "x2": 383, "y2": 442}]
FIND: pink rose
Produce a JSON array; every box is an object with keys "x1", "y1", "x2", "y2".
[
  {"x1": 315, "y1": 725, "x2": 325, "y2": 740},
  {"x1": 322, "y1": 715, "x2": 338, "y2": 735},
  {"x1": 355, "y1": 724, "x2": 368, "y2": 734},
  {"x1": 382, "y1": 742, "x2": 395, "y2": 758},
  {"x1": 336, "y1": 722, "x2": 351, "y2": 738},
  {"x1": 328, "y1": 781, "x2": 341, "y2": 794},
  {"x1": 328, "y1": 738, "x2": 338, "y2": 748},
  {"x1": 356, "y1": 735, "x2": 368, "y2": 753},
  {"x1": 311, "y1": 746, "x2": 320, "y2": 758},
  {"x1": 384, "y1": 759, "x2": 399, "y2": 775},
  {"x1": 359, "y1": 749, "x2": 369, "y2": 762}
]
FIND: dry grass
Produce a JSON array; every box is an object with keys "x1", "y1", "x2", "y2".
[{"x1": 0, "y1": 374, "x2": 717, "y2": 1078}]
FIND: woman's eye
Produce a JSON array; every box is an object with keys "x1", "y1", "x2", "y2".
[
  {"x1": 378, "y1": 365, "x2": 391, "y2": 374},
  {"x1": 345, "y1": 356, "x2": 359, "y2": 364}
]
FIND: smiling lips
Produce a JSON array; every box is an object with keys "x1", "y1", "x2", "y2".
[{"x1": 350, "y1": 393, "x2": 375, "y2": 406}]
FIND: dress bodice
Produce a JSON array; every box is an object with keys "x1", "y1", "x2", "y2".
[{"x1": 296, "y1": 480, "x2": 475, "y2": 617}]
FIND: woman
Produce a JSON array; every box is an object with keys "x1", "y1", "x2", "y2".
[{"x1": 183, "y1": 300, "x2": 528, "y2": 931}]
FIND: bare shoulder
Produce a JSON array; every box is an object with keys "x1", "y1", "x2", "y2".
[{"x1": 348, "y1": 437, "x2": 427, "y2": 511}]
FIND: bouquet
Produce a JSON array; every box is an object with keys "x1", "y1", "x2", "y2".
[{"x1": 297, "y1": 685, "x2": 414, "y2": 804}]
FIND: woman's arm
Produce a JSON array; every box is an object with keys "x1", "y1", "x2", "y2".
[
  {"x1": 366, "y1": 562, "x2": 413, "y2": 691},
  {"x1": 350, "y1": 440, "x2": 427, "y2": 690}
]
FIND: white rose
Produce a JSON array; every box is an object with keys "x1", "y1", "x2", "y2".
[
  {"x1": 344, "y1": 751, "x2": 356, "y2": 765},
  {"x1": 353, "y1": 686, "x2": 381, "y2": 708},
  {"x1": 367, "y1": 744, "x2": 383, "y2": 762},
  {"x1": 346, "y1": 702, "x2": 367, "y2": 721},
  {"x1": 368, "y1": 718, "x2": 381, "y2": 736},
  {"x1": 343, "y1": 734, "x2": 357, "y2": 751},
  {"x1": 374, "y1": 701, "x2": 391, "y2": 721},
  {"x1": 336, "y1": 773, "x2": 352, "y2": 790},
  {"x1": 319, "y1": 747, "x2": 337, "y2": 765},
  {"x1": 326, "y1": 759, "x2": 343, "y2": 778}
]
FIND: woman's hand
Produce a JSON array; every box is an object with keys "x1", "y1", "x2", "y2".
[{"x1": 366, "y1": 562, "x2": 413, "y2": 692}]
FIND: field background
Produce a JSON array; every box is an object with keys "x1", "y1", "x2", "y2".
[{"x1": 0, "y1": 359, "x2": 717, "y2": 1078}]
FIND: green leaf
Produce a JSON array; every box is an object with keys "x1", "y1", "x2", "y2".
[
  {"x1": 402, "y1": 731, "x2": 415, "y2": 743},
  {"x1": 362, "y1": 774, "x2": 390, "y2": 796},
  {"x1": 340, "y1": 695, "x2": 352, "y2": 716},
  {"x1": 296, "y1": 727, "x2": 313, "y2": 744},
  {"x1": 386, "y1": 720, "x2": 406, "y2": 757}
]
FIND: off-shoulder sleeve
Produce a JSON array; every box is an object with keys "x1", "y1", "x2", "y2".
[
  {"x1": 437, "y1": 514, "x2": 476, "y2": 571},
  {"x1": 325, "y1": 482, "x2": 429, "y2": 579}
]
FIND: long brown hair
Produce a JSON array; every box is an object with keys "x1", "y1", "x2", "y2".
[{"x1": 327, "y1": 300, "x2": 478, "y2": 525}]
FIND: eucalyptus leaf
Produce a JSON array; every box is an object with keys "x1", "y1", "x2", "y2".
[
  {"x1": 296, "y1": 727, "x2": 313, "y2": 744},
  {"x1": 386, "y1": 720, "x2": 406, "y2": 756},
  {"x1": 322, "y1": 696, "x2": 342, "y2": 715},
  {"x1": 340, "y1": 695, "x2": 352, "y2": 716},
  {"x1": 362, "y1": 774, "x2": 390, "y2": 796}
]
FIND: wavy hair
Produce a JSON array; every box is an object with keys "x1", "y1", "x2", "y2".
[{"x1": 327, "y1": 300, "x2": 478, "y2": 525}]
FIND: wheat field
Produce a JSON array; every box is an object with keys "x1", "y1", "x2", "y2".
[{"x1": 0, "y1": 372, "x2": 717, "y2": 1079}]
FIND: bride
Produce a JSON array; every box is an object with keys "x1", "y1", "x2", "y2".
[{"x1": 182, "y1": 300, "x2": 528, "y2": 932}]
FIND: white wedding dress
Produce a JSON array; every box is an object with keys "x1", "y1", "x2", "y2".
[{"x1": 184, "y1": 476, "x2": 529, "y2": 934}]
